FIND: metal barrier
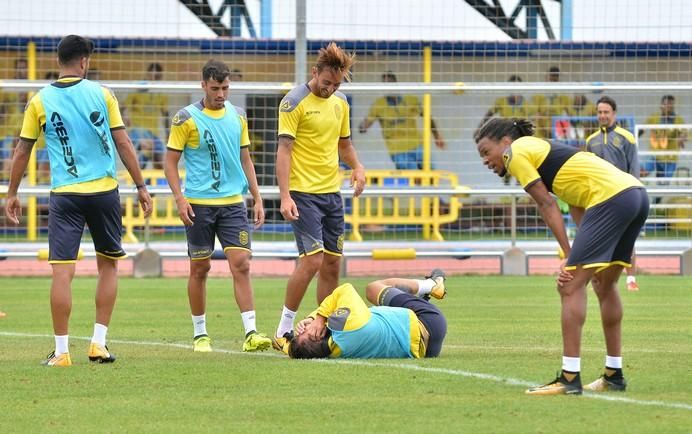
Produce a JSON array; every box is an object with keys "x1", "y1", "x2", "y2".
[{"x1": 344, "y1": 169, "x2": 470, "y2": 242}]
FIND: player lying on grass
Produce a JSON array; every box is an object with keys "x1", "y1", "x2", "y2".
[{"x1": 287, "y1": 270, "x2": 447, "y2": 359}]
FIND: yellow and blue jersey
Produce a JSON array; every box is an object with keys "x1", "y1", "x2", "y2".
[
  {"x1": 365, "y1": 95, "x2": 422, "y2": 154},
  {"x1": 167, "y1": 101, "x2": 249, "y2": 205},
  {"x1": 278, "y1": 84, "x2": 350, "y2": 194},
  {"x1": 309, "y1": 283, "x2": 424, "y2": 359},
  {"x1": 645, "y1": 113, "x2": 685, "y2": 162},
  {"x1": 19, "y1": 78, "x2": 123, "y2": 193},
  {"x1": 505, "y1": 136, "x2": 642, "y2": 209},
  {"x1": 124, "y1": 91, "x2": 168, "y2": 137}
]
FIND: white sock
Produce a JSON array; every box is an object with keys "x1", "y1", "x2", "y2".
[
  {"x1": 276, "y1": 306, "x2": 297, "y2": 338},
  {"x1": 91, "y1": 323, "x2": 108, "y2": 347},
  {"x1": 626, "y1": 275, "x2": 636, "y2": 284},
  {"x1": 192, "y1": 314, "x2": 207, "y2": 337},
  {"x1": 415, "y1": 279, "x2": 436, "y2": 297},
  {"x1": 562, "y1": 356, "x2": 581, "y2": 373},
  {"x1": 55, "y1": 335, "x2": 69, "y2": 356},
  {"x1": 240, "y1": 310, "x2": 257, "y2": 336},
  {"x1": 606, "y1": 355, "x2": 623, "y2": 369}
]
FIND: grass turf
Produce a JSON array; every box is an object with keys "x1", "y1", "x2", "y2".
[{"x1": 1, "y1": 275, "x2": 690, "y2": 433}]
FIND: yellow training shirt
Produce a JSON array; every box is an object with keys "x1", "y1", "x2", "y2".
[
  {"x1": 278, "y1": 84, "x2": 350, "y2": 194},
  {"x1": 19, "y1": 78, "x2": 124, "y2": 193},
  {"x1": 505, "y1": 136, "x2": 642, "y2": 209},
  {"x1": 365, "y1": 95, "x2": 422, "y2": 154},
  {"x1": 167, "y1": 101, "x2": 250, "y2": 206}
]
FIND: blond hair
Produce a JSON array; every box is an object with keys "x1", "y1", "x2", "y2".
[{"x1": 315, "y1": 42, "x2": 355, "y2": 82}]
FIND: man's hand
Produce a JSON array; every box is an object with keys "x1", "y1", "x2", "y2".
[
  {"x1": 280, "y1": 196, "x2": 299, "y2": 221},
  {"x1": 252, "y1": 197, "x2": 265, "y2": 229},
  {"x1": 556, "y1": 259, "x2": 574, "y2": 287},
  {"x1": 4, "y1": 195, "x2": 22, "y2": 225},
  {"x1": 137, "y1": 188, "x2": 153, "y2": 218},
  {"x1": 350, "y1": 166, "x2": 366, "y2": 198},
  {"x1": 175, "y1": 196, "x2": 195, "y2": 226}
]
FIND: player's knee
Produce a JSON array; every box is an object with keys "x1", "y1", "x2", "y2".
[{"x1": 190, "y1": 260, "x2": 211, "y2": 278}]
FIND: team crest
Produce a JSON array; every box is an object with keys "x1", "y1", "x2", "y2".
[
  {"x1": 172, "y1": 113, "x2": 183, "y2": 126},
  {"x1": 612, "y1": 136, "x2": 621, "y2": 147},
  {"x1": 333, "y1": 104, "x2": 342, "y2": 119},
  {"x1": 502, "y1": 148, "x2": 513, "y2": 168},
  {"x1": 337, "y1": 234, "x2": 344, "y2": 251},
  {"x1": 280, "y1": 99, "x2": 292, "y2": 112},
  {"x1": 239, "y1": 230, "x2": 249, "y2": 246}
]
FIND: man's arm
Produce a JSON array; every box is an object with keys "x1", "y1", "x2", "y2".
[
  {"x1": 240, "y1": 147, "x2": 264, "y2": 228},
  {"x1": 4, "y1": 138, "x2": 34, "y2": 225},
  {"x1": 276, "y1": 135, "x2": 298, "y2": 220},
  {"x1": 111, "y1": 128, "x2": 152, "y2": 218},
  {"x1": 338, "y1": 137, "x2": 365, "y2": 197},
  {"x1": 430, "y1": 118, "x2": 446, "y2": 149},
  {"x1": 626, "y1": 141, "x2": 641, "y2": 179},
  {"x1": 163, "y1": 148, "x2": 195, "y2": 226},
  {"x1": 358, "y1": 116, "x2": 375, "y2": 134},
  {"x1": 525, "y1": 180, "x2": 571, "y2": 258}
]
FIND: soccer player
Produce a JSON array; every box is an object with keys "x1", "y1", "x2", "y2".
[
  {"x1": 643, "y1": 95, "x2": 687, "y2": 179},
  {"x1": 475, "y1": 118, "x2": 648, "y2": 395},
  {"x1": 358, "y1": 71, "x2": 446, "y2": 170},
  {"x1": 288, "y1": 270, "x2": 447, "y2": 359},
  {"x1": 272, "y1": 42, "x2": 366, "y2": 353},
  {"x1": 4, "y1": 35, "x2": 153, "y2": 366},
  {"x1": 164, "y1": 59, "x2": 271, "y2": 353},
  {"x1": 586, "y1": 96, "x2": 641, "y2": 291}
]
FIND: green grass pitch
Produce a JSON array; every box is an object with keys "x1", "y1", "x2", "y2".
[{"x1": 1, "y1": 275, "x2": 691, "y2": 433}]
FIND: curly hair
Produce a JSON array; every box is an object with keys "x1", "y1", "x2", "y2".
[{"x1": 474, "y1": 118, "x2": 535, "y2": 144}]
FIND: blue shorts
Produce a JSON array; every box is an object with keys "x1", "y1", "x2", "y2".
[
  {"x1": 186, "y1": 203, "x2": 251, "y2": 260},
  {"x1": 290, "y1": 191, "x2": 344, "y2": 257},
  {"x1": 567, "y1": 187, "x2": 649, "y2": 271},
  {"x1": 381, "y1": 287, "x2": 447, "y2": 358},
  {"x1": 390, "y1": 146, "x2": 424, "y2": 170},
  {"x1": 48, "y1": 189, "x2": 126, "y2": 263}
]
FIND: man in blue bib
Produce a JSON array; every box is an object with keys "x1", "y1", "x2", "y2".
[
  {"x1": 5, "y1": 35, "x2": 153, "y2": 367},
  {"x1": 164, "y1": 59, "x2": 271, "y2": 353},
  {"x1": 288, "y1": 270, "x2": 448, "y2": 359}
]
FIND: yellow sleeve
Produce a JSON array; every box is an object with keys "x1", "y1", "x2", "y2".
[
  {"x1": 278, "y1": 97, "x2": 301, "y2": 138},
  {"x1": 316, "y1": 283, "x2": 371, "y2": 331},
  {"x1": 366, "y1": 98, "x2": 381, "y2": 122},
  {"x1": 506, "y1": 142, "x2": 541, "y2": 188},
  {"x1": 19, "y1": 94, "x2": 42, "y2": 141},
  {"x1": 167, "y1": 113, "x2": 195, "y2": 151},
  {"x1": 102, "y1": 87, "x2": 125, "y2": 129},
  {"x1": 340, "y1": 100, "x2": 351, "y2": 138},
  {"x1": 239, "y1": 113, "x2": 250, "y2": 147}
]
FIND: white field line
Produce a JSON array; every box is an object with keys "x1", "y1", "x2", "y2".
[
  {"x1": 444, "y1": 344, "x2": 692, "y2": 354},
  {"x1": 2, "y1": 331, "x2": 691, "y2": 411}
]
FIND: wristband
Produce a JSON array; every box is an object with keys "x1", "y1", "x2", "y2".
[{"x1": 135, "y1": 184, "x2": 146, "y2": 190}]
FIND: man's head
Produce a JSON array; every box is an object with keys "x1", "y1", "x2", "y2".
[
  {"x1": 230, "y1": 68, "x2": 243, "y2": 81},
  {"x1": 287, "y1": 332, "x2": 331, "y2": 359},
  {"x1": 201, "y1": 59, "x2": 231, "y2": 110},
  {"x1": 596, "y1": 96, "x2": 617, "y2": 128},
  {"x1": 310, "y1": 42, "x2": 355, "y2": 98},
  {"x1": 14, "y1": 58, "x2": 27, "y2": 79},
  {"x1": 660, "y1": 95, "x2": 675, "y2": 116},
  {"x1": 57, "y1": 35, "x2": 94, "y2": 78},
  {"x1": 547, "y1": 66, "x2": 560, "y2": 82},
  {"x1": 382, "y1": 71, "x2": 397, "y2": 83},
  {"x1": 146, "y1": 62, "x2": 164, "y2": 81}
]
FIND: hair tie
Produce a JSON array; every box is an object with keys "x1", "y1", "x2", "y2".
[{"x1": 513, "y1": 121, "x2": 517, "y2": 126}]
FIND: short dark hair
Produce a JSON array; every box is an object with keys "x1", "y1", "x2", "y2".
[
  {"x1": 382, "y1": 70, "x2": 397, "y2": 81},
  {"x1": 596, "y1": 95, "x2": 617, "y2": 111},
  {"x1": 508, "y1": 75, "x2": 523, "y2": 82},
  {"x1": 147, "y1": 62, "x2": 163, "y2": 72},
  {"x1": 548, "y1": 65, "x2": 560, "y2": 74},
  {"x1": 474, "y1": 118, "x2": 535, "y2": 144},
  {"x1": 57, "y1": 35, "x2": 94, "y2": 65},
  {"x1": 287, "y1": 334, "x2": 331, "y2": 359},
  {"x1": 662, "y1": 95, "x2": 675, "y2": 103},
  {"x1": 202, "y1": 59, "x2": 230, "y2": 82}
]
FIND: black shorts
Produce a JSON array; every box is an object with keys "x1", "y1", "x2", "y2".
[
  {"x1": 385, "y1": 289, "x2": 447, "y2": 358},
  {"x1": 186, "y1": 203, "x2": 251, "y2": 260},
  {"x1": 290, "y1": 191, "x2": 344, "y2": 257},
  {"x1": 567, "y1": 187, "x2": 649, "y2": 271},
  {"x1": 48, "y1": 189, "x2": 125, "y2": 263}
]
